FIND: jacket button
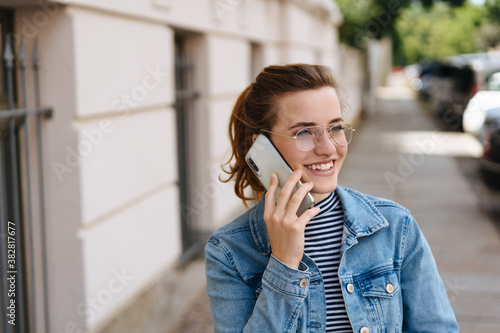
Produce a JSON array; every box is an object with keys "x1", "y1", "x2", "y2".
[
  {"x1": 386, "y1": 283, "x2": 394, "y2": 294},
  {"x1": 360, "y1": 327, "x2": 369, "y2": 333},
  {"x1": 299, "y1": 278, "x2": 308, "y2": 288},
  {"x1": 346, "y1": 283, "x2": 354, "y2": 293}
]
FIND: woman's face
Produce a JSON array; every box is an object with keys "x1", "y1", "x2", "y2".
[{"x1": 270, "y1": 86, "x2": 347, "y2": 202}]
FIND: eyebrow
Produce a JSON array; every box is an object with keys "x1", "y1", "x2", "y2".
[{"x1": 288, "y1": 117, "x2": 344, "y2": 131}]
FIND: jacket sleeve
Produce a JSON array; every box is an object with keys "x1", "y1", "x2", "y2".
[
  {"x1": 400, "y1": 213, "x2": 459, "y2": 332},
  {"x1": 205, "y1": 238, "x2": 310, "y2": 333}
]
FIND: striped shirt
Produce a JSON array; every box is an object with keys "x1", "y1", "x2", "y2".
[{"x1": 304, "y1": 192, "x2": 353, "y2": 332}]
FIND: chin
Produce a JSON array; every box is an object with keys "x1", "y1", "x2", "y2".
[{"x1": 311, "y1": 181, "x2": 338, "y2": 197}]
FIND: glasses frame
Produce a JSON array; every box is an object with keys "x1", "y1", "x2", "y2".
[{"x1": 261, "y1": 123, "x2": 355, "y2": 151}]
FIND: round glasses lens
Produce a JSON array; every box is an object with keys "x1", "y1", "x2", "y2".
[
  {"x1": 330, "y1": 124, "x2": 353, "y2": 147},
  {"x1": 295, "y1": 128, "x2": 317, "y2": 151},
  {"x1": 294, "y1": 125, "x2": 353, "y2": 151},
  {"x1": 343, "y1": 124, "x2": 353, "y2": 145},
  {"x1": 330, "y1": 125, "x2": 346, "y2": 146}
]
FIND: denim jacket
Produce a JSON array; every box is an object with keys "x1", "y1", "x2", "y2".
[{"x1": 205, "y1": 186, "x2": 459, "y2": 332}]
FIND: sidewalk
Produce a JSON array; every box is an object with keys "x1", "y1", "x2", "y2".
[{"x1": 176, "y1": 72, "x2": 500, "y2": 332}]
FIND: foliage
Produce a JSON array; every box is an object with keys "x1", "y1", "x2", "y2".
[
  {"x1": 336, "y1": 0, "x2": 470, "y2": 49},
  {"x1": 473, "y1": 0, "x2": 500, "y2": 51},
  {"x1": 337, "y1": 0, "x2": 409, "y2": 49},
  {"x1": 394, "y1": 2, "x2": 484, "y2": 64},
  {"x1": 446, "y1": 0, "x2": 467, "y2": 6},
  {"x1": 485, "y1": 0, "x2": 500, "y2": 22}
]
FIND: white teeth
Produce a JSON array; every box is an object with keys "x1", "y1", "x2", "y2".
[{"x1": 306, "y1": 161, "x2": 334, "y2": 171}]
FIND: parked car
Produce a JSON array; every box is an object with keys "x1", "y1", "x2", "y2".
[
  {"x1": 412, "y1": 53, "x2": 500, "y2": 131},
  {"x1": 412, "y1": 59, "x2": 475, "y2": 129},
  {"x1": 478, "y1": 107, "x2": 500, "y2": 188},
  {"x1": 413, "y1": 60, "x2": 452, "y2": 102},
  {"x1": 463, "y1": 69, "x2": 500, "y2": 136}
]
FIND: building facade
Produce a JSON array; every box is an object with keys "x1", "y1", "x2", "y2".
[{"x1": 0, "y1": 0, "x2": 365, "y2": 332}]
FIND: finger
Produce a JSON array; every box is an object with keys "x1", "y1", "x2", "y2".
[
  {"x1": 296, "y1": 205, "x2": 321, "y2": 225},
  {"x1": 289, "y1": 192, "x2": 321, "y2": 228},
  {"x1": 264, "y1": 173, "x2": 279, "y2": 218},
  {"x1": 275, "y1": 169, "x2": 302, "y2": 212},
  {"x1": 284, "y1": 181, "x2": 315, "y2": 218}
]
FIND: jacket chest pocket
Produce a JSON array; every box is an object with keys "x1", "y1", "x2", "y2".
[{"x1": 357, "y1": 271, "x2": 402, "y2": 331}]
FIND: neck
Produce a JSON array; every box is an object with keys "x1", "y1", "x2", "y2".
[{"x1": 312, "y1": 192, "x2": 331, "y2": 203}]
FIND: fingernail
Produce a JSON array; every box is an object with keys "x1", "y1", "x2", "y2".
[
  {"x1": 294, "y1": 169, "x2": 301, "y2": 175},
  {"x1": 270, "y1": 173, "x2": 276, "y2": 183}
]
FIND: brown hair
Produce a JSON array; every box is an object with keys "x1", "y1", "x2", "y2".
[{"x1": 221, "y1": 63, "x2": 347, "y2": 206}]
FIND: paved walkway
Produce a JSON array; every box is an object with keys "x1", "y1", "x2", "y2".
[{"x1": 175, "y1": 71, "x2": 500, "y2": 332}]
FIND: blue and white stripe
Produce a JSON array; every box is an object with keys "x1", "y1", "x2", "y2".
[{"x1": 304, "y1": 192, "x2": 352, "y2": 332}]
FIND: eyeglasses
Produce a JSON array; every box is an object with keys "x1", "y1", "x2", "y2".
[{"x1": 261, "y1": 123, "x2": 355, "y2": 151}]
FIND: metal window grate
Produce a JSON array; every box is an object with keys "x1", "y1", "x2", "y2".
[
  {"x1": 174, "y1": 35, "x2": 204, "y2": 266},
  {"x1": 0, "y1": 34, "x2": 52, "y2": 333}
]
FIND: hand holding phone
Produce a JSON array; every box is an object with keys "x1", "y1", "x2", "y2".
[
  {"x1": 245, "y1": 134, "x2": 315, "y2": 216},
  {"x1": 245, "y1": 134, "x2": 320, "y2": 269}
]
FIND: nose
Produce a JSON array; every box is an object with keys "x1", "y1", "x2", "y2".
[{"x1": 314, "y1": 128, "x2": 337, "y2": 155}]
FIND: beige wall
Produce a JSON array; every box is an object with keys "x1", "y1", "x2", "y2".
[{"x1": 338, "y1": 45, "x2": 366, "y2": 125}]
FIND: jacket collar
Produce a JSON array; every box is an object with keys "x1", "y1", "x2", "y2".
[
  {"x1": 248, "y1": 186, "x2": 390, "y2": 256},
  {"x1": 336, "y1": 186, "x2": 389, "y2": 237}
]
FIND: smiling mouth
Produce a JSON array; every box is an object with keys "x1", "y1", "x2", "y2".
[{"x1": 305, "y1": 161, "x2": 334, "y2": 171}]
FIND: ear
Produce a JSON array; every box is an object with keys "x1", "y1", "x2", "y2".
[{"x1": 252, "y1": 134, "x2": 258, "y2": 142}]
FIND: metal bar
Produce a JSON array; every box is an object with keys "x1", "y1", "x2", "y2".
[
  {"x1": 0, "y1": 107, "x2": 52, "y2": 118},
  {"x1": 33, "y1": 38, "x2": 50, "y2": 333},
  {"x1": 5, "y1": 33, "x2": 26, "y2": 333},
  {"x1": 20, "y1": 37, "x2": 37, "y2": 333},
  {"x1": 174, "y1": 40, "x2": 192, "y2": 254}
]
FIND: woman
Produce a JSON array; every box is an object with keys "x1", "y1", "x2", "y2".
[{"x1": 205, "y1": 64, "x2": 458, "y2": 332}]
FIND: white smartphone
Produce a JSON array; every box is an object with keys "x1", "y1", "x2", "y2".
[{"x1": 245, "y1": 133, "x2": 316, "y2": 216}]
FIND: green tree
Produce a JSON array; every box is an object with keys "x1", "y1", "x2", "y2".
[
  {"x1": 485, "y1": 0, "x2": 500, "y2": 22},
  {"x1": 336, "y1": 0, "x2": 470, "y2": 49},
  {"x1": 337, "y1": 0, "x2": 409, "y2": 48},
  {"x1": 394, "y1": 2, "x2": 484, "y2": 64},
  {"x1": 475, "y1": 0, "x2": 500, "y2": 50}
]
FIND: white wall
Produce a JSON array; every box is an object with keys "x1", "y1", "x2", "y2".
[
  {"x1": 72, "y1": 8, "x2": 174, "y2": 118},
  {"x1": 68, "y1": 6, "x2": 180, "y2": 329},
  {"x1": 16, "y1": 3, "x2": 181, "y2": 331},
  {"x1": 366, "y1": 37, "x2": 392, "y2": 116},
  {"x1": 198, "y1": 35, "x2": 252, "y2": 229},
  {"x1": 338, "y1": 45, "x2": 366, "y2": 124}
]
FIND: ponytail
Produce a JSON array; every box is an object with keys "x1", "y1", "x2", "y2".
[{"x1": 220, "y1": 85, "x2": 267, "y2": 206}]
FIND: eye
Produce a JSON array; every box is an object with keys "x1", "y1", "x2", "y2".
[
  {"x1": 330, "y1": 124, "x2": 344, "y2": 133},
  {"x1": 296, "y1": 128, "x2": 315, "y2": 137}
]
